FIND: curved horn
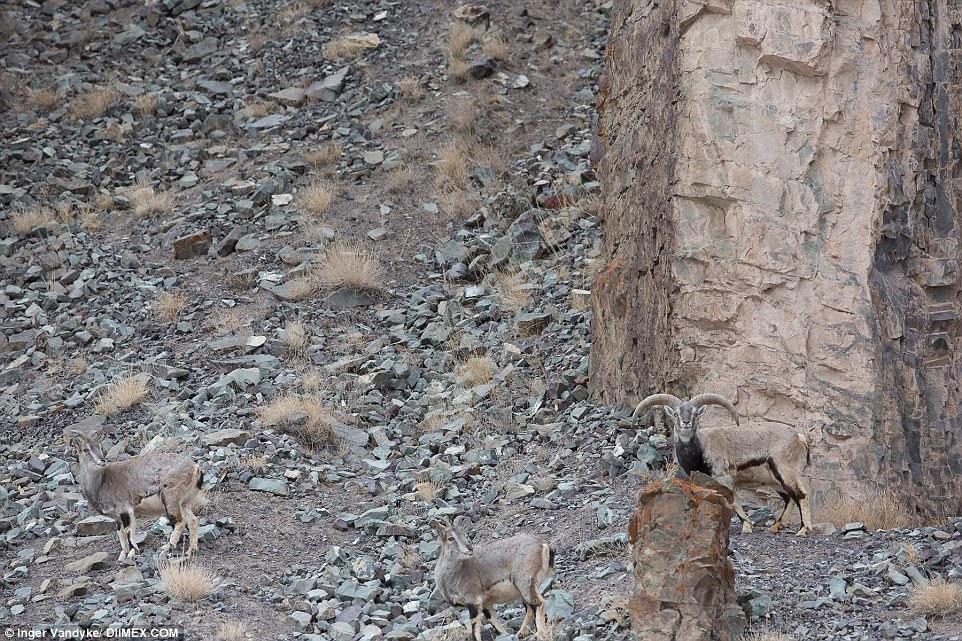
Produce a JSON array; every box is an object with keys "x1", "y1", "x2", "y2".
[
  {"x1": 689, "y1": 393, "x2": 740, "y2": 425},
  {"x1": 632, "y1": 394, "x2": 683, "y2": 418}
]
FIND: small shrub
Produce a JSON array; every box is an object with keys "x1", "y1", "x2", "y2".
[
  {"x1": 324, "y1": 33, "x2": 378, "y2": 60},
  {"x1": 415, "y1": 480, "x2": 444, "y2": 501},
  {"x1": 436, "y1": 143, "x2": 469, "y2": 188},
  {"x1": 126, "y1": 176, "x2": 174, "y2": 218},
  {"x1": 304, "y1": 143, "x2": 342, "y2": 170},
  {"x1": 397, "y1": 77, "x2": 425, "y2": 102},
  {"x1": 135, "y1": 92, "x2": 157, "y2": 117},
  {"x1": 299, "y1": 180, "x2": 336, "y2": 216},
  {"x1": 455, "y1": 356, "x2": 495, "y2": 387},
  {"x1": 817, "y1": 488, "x2": 918, "y2": 531},
  {"x1": 216, "y1": 622, "x2": 247, "y2": 641},
  {"x1": 447, "y1": 58, "x2": 471, "y2": 83},
  {"x1": 908, "y1": 578, "x2": 962, "y2": 616},
  {"x1": 282, "y1": 320, "x2": 308, "y2": 356},
  {"x1": 494, "y1": 270, "x2": 533, "y2": 311},
  {"x1": 66, "y1": 357, "x2": 89, "y2": 375},
  {"x1": 239, "y1": 454, "x2": 268, "y2": 473},
  {"x1": 153, "y1": 292, "x2": 188, "y2": 322},
  {"x1": 9, "y1": 206, "x2": 56, "y2": 234},
  {"x1": 446, "y1": 22, "x2": 482, "y2": 60},
  {"x1": 237, "y1": 100, "x2": 270, "y2": 120},
  {"x1": 157, "y1": 560, "x2": 219, "y2": 602},
  {"x1": 482, "y1": 33, "x2": 508, "y2": 60},
  {"x1": 446, "y1": 97, "x2": 476, "y2": 134},
  {"x1": 258, "y1": 394, "x2": 338, "y2": 449},
  {"x1": 69, "y1": 85, "x2": 118, "y2": 120},
  {"x1": 312, "y1": 241, "x2": 385, "y2": 293},
  {"x1": 93, "y1": 375, "x2": 149, "y2": 416},
  {"x1": 27, "y1": 87, "x2": 59, "y2": 112}
]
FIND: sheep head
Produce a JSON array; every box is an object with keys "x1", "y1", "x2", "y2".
[{"x1": 632, "y1": 393, "x2": 740, "y2": 443}]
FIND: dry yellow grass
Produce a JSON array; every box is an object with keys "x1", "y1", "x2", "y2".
[
  {"x1": 740, "y1": 633, "x2": 795, "y2": 641},
  {"x1": 415, "y1": 480, "x2": 444, "y2": 501},
  {"x1": 281, "y1": 276, "x2": 317, "y2": 301},
  {"x1": 323, "y1": 33, "x2": 378, "y2": 60},
  {"x1": 153, "y1": 291, "x2": 188, "y2": 322},
  {"x1": 817, "y1": 488, "x2": 918, "y2": 531},
  {"x1": 436, "y1": 143, "x2": 470, "y2": 188},
  {"x1": 93, "y1": 375, "x2": 149, "y2": 416},
  {"x1": 312, "y1": 241, "x2": 385, "y2": 293},
  {"x1": 397, "y1": 76, "x2": 425, "y2": 102},
  {"x1": 446, "y1": 97, "x2": 476, "y2": 134},
  {"x1": 386, "y1": 165, "x2": 417, "y2": 194},
  {"x1": 455, "y1": 356, "x2": 495, "y2": 387},
  {"x1": 299, "y1": 180, "x2": 337, "y2": 217},
  {"x1": 69, "y1": 85, "x2": 118, "y2": 120},
  {"x1": 482, "y1": 33, "x2": 508, "y2": 60},
  {"x1": 216, "y1": 621, "x2": 248, "y2": 641},
  {"x1": 158, "y1": 560, "x2": 219, "y2": 602},
  {"x1": 27, "y1": 87, "x2": 59, "y2": 111},
  {"x1": 447, "y1": 58, "x2": 471, "y2": 83},
  {"x1": 9, "y1": 206, "x2": 56, "y2": 234},
  {"x1": 277, "y1": 1, "x2": 308, "y2": 22},
  {"x1": 135, "y1": 92, "x2": 157, "y2": 117},
  {"x1": 258, "y1": 394, "x2": 338, "y2": 448},
  {"x1": 447, "y1": 22, "x2": 483, "y2": 60},
  {"x1": 494, "y1": 270, "x2": 533, "y2": 311},
  {"x1": 239, "y1": 454, "x2": 268, "y2": 473},
  {"x1": 126, "y1": 176, "x2": 175, "y2": 217},
  {"x1": 237, "y1": 100, "x2": 270, "y2": 120},
  {"x1": 304, "y1": 143, "x2": 342, "y2": 170},
  {"x1": 282, "y1": 319, "x2": 309, "y2": 356},
  {"x1": 437, "y1": 188, "x2": 480, "y2": 221},
  {"x1": 204, "y1": 307, "x2": 253, "y2": 336},
  {"x1": 300, "y1": 369, "x2": 325, "y2": 392},
  {"x1": 908, "y1": 578, "x2": 962, "y2": 616}
]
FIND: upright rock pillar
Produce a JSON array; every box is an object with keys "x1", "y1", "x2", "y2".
[{"x1": 628, "y1": 477, "x2": 746, "y2": 641}]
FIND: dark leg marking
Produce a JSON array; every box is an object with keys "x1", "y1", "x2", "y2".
[
  {"x1": 467, "y1": 604, "x2": 479, "y2": 619},
  {"x1": 120, "y1": 512, "x2": 131, "y2": 528},
  {"x1": 775, "y1": 492, "x2": 791, "y2": 521},
  {"x1": 548, "y1": 547, "x2": 556, "y2": 568}
]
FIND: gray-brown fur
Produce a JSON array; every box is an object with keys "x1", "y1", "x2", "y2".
[
  {"x1": 634, "y1": 393, "x2": 814, "y2": 536},
  {"x1": 68, "y1": 428, "x2": 204, "y2": 560},
  {"x1": 432, "y1": 516, "x2": 554, "y2": 640}
]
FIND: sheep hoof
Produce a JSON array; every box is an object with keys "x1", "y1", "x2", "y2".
[
  {"x1": 795, "y1": 527, "x2": 809, "y2": 537},
  {"x1": 769, "y1": 523, "x2": 783, "y2": 534},
  {"x1": 741, "y1": 522, "x2": 754, "y2": 534}
]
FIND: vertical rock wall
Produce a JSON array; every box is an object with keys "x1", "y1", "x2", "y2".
[{"x1": 591, "y1": 0, "x2": 962, "y2": 515}]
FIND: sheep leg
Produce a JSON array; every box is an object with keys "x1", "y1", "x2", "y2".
[
  {"x1": 484, "y1": 606, "x2": 511, "y2": 636},
  {"x1": 795, "y1": 480, "x2": 813, "y2": 537},
  {"x1": 116, "y1": 525, "x2": 130, "y2": 562},
  {"x1": 770, "y1": 492, "x2": 791, "y2": 533},
  {"x1": 125, "y1": 511, "x2": 141, "y2": 558},
  {"x1": 518, "y1": 603, "x2": 535, "y2": 637},
  {"x1": 467, "y1": 604, "x2": 484, "y2": 641},
  {"x1": 167, "y1": 517, "x2": 186, "y2": 553},
  {"x1": 732, "y1": 499, "x2": 754, "y2": 533},
  {"x1": 535, "y1": 593, "x2": 548, "y2": 637},
  {"x1": 183, "y1": 504, "x2": 199, "y2": 558}
]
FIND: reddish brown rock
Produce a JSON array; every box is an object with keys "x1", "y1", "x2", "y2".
[
  {"x1": 172, "y1": 230, "x2": 211, "y2": 259},
  {"x1": 628, "y1": 478, "x2": 746, "y2": 641}
]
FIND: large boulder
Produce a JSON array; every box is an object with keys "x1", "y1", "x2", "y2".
[{"x1": 628, "y1": 477, "x2": 746, "y2": 641}]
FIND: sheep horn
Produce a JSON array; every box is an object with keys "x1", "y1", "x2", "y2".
[
  {"x1": 632, "y1": 394, "x2": 683, "y2": 418},
  {"x1": 689, "y1": 393, "x2": 740, "y2": 425}
]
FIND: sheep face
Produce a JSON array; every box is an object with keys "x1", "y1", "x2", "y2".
[
  {"x1": 663, "y1": 403, "x2": 708, "y2": 443},
  {"x1": 67, "y1": 428, "x2": 105, "y2": 464},
  {"x1": 433, "y1": 516, "x2": 474, "y2": 558}
]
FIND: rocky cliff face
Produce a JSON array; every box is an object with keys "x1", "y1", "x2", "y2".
[{"x1": 591, "y1": 0, "x2": 962, "y2": 515}]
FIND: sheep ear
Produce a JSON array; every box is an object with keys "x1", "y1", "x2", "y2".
[
  {"x1": 430, "y1": 519, "x2": 448, "y2": 535},
  {"x1": 662, "y1": 406, "x2": 677, "y2": 420},
  {"x1": 694, "y1": 406, "x2": 708, "y2": 417},
  {"x1": 453, "y1": 515, "x2": 472, "y2": 531}
]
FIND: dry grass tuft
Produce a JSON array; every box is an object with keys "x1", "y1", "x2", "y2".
[
  {"x1": 94, "y1": 375, "x2": 149, "y2": 416},
  {"x1": 158, "y1": 560, "x2": 219, "y2": 602},
  {"x1": 126, "y1": 176, "x2": 175, "y2": 218},
  {"x1": 299, "y1": 180, "x2": 337, "y2": 217},
  {"x1": 69, "y1": 85, "x2": 118, "y2": 120},
  {"x1": 323, "y1": 34, "x2": 377, "y2": 61},
  {"x1": 386, "y1": 165, "x2": 417, "y2": 194},
  {"x1": 447, "y1": 58, "x2": 471, "y2": 83},
  {"x1": 436, "y1": 143, "x2": 470, "y2": 188},
  {"x1": 236, "y1": 100, "x2": 270, "y2": 120},
  {"x1": 494, "y1": 270, "x2": 533, "y2": 311},
  {"x1": 282, "y1": 319, "x2": 309, "y2": 356},
  {"x1": 397, "y1": 76, "x2": 425, "y2": 102},
  {"x1": 455, "y1": 356, "x2": 495, "y2": 387},
  {"x1": 27, "y1": 87, "x2": 60, "y2": 112},
  {"x1": 447, "y1": 22, "x2": 483, "y2": 60},
  {"x1": 279, "y1": 276, "x2": 317, "y2": 301},
  {"x1": 153, "y1": 292, "x2": 188, "y2": 322},
  {"x1": 446, "y1": 97, "x2": 476, "y2": 134},
  {"x1": 258, "y1": 394, "x2": 339, "y2": 449},
  {"x1": 908, "y1": 578, "x2": 962, "y2": 616},
  {"x1": 239, "y1": 454, "x2": 268, "y2": 473},
  {"x1": 304, "y1": 143, "x2": 342, "y2": 170},
  {"x1": 415, "y1": 480, "x2": 444, "y2": 501},
  {"x1": 312, "y1": 241, "x2": 385, "y2": 293},
  {"x1": 482, "y1": 33, "x2": 508, "y2": 60},
  {"x1": 741, "y1": 633, "x2": 796, "y2": 641},
  {"x1": 204, "y1": 307, "x2": 254, "y2": 337},
  {"x1": 216, "y1": 621, "x2": 248, "y2": 641},
  {"x1": 135, "y1": 92, "x2": 157, "y2": 117},
  {"x1": 437, "y1": 188, "x2": 480, "y2": 221},
  {"x1": 300, "y1": 369, "x2": 325, "y2": 393},
  {"x1": 9, "y1": 205, "x2": 56, "y2": 234},
  {"x1": 817, "y1": 488, "x2": 918, "y2": 531}
]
